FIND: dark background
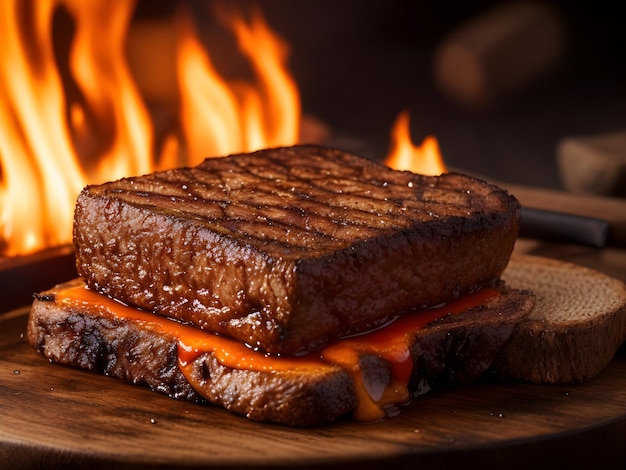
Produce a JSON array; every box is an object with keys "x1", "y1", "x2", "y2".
[{"x1": 137, "y1": 0, "x2": 626, "y2": 190}]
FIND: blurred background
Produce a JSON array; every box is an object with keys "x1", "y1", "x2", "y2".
[
  {"x1": 260, "y1": 0, "x2": 625, "y2": 190},
  {"x1": 137, "y1": 0, "x2": 624, "y2": 190},
  {"x1": 107, "y1": 0, "x2": 626, "y2": 188},
  {"x1": 267, "y1": 0, "x2": 625, "y2": 190}
]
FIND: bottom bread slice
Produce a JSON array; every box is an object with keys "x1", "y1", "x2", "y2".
[{"x1": 27, "y1": 279, "x2": 534, "y2": 427}]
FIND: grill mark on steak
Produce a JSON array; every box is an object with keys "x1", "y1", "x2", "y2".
[{"x1": 92, "y1": 147, "x2": 481, "y2": 255}]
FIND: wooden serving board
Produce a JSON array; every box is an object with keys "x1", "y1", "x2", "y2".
[{"x1": 2, "y1": 253, "x2": 626, "y2": 469}]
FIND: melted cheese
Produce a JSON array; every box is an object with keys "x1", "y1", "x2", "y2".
[{"x1": 56, "y1": 285, "x2": 498, "y2": 422}]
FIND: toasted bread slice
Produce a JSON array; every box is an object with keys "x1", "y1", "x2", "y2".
[
  {"x1": 27, "y1": 279, "x2": 533, "y2": 427},
  {"x1": 492, "y1": 254, "x2": 626, "y2": 383},
  {"x1": 73, "y1": 145, "x2": 520, "y2": 355}
]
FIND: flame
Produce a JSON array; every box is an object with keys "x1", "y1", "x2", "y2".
[
  {"x1": 62, "y1": 0, "x2": 154, "y2": 180},
  {"x1": 177, "y1": 5, "x2": 299, "y2": 165},
  {"x1": 384, "y1": 110, "x2": 447, "y2": 175},
  {"x1": 0, "y1": 1, "x2": 300, "y2": 257},
  {"x1": 0, "y1": 0, "x2": 87, "y2": 256}
]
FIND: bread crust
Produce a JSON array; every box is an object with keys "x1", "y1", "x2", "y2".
[
  {"x1": 73, "y1": 145, "x2": 520, "y2": 355},
  {"x1": 492, "y1": 254, "x2": 626, "y2": 383},
  {"x1": 27, "y1": 279, "x2": 533, "y2": 426}
]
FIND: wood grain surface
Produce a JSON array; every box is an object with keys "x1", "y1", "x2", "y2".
[{"x1": 2, "y1": 245, "x2": 626, "y2": 469}]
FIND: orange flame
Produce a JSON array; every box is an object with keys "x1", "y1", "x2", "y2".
[
  {"x1": 62, "y1": 0, "x2": 154, "y2": 180},
  {"x1": 0, "y1": 1, "x2": 300, "y2": 257},
  {"x1": 384, "y1": 110, "x2": 447, "y2": 175},
  {"x1": 177, "y1": 5, "x2": 299, "y2": 164},
  {"x1": 0, "y1": 0, "x2": 87, "y2": 256}
]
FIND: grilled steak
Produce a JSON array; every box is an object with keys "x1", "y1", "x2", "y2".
[
  {"x1": 27, "y1": 279, "x2": 534, "y2": 426},
  {"x1": 73, "y1": 145, "x2": 520, "y2": 355}
]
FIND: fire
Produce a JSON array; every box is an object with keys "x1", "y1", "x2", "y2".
[
  {"x1": 0, "y1": 0, "x2": 87, "y2": 256},
  {"x1": 177, "y1": 5, "x2": 299, "y2": 165},
  {"x1": 384, "y1": 110, "x2": 447, "y2": 175},
  {"x1": 0, "y1": 1, "x2": 300, "y2": 257},
  {"x1": 63, "y1": 0, "x2": 154, "y2": 180}
]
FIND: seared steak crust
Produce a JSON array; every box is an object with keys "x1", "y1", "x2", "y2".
[
  {"x1": 73, "y1": 145, "x2": 520, "y2": 355},
  {"x1": 27, "y1": 279, "x2": 534, "y2": 426}
]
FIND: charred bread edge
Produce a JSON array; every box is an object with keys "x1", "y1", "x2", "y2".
[{"x1": 27, "y1": 280, "x2": 533, "y2": 426}]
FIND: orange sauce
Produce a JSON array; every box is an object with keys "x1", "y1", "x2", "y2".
[
  {"x1": 320, "y1": 288, "x2": 498, "y2": 421},
  {"x1": 56, "y1": 285, "x2": 499, "y2": 422}
]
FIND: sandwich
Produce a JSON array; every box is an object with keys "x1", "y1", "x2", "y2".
[{"x1": 26, "y1": 145, "x2": 569, "y2": 426}]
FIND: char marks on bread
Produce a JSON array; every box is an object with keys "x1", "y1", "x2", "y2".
[
  {"x1": 73, "y1": 145, "x2": 521, "y2": 355},
  {"x1": 27, "y1": 279, "x2": 534, "y2": 426}
]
